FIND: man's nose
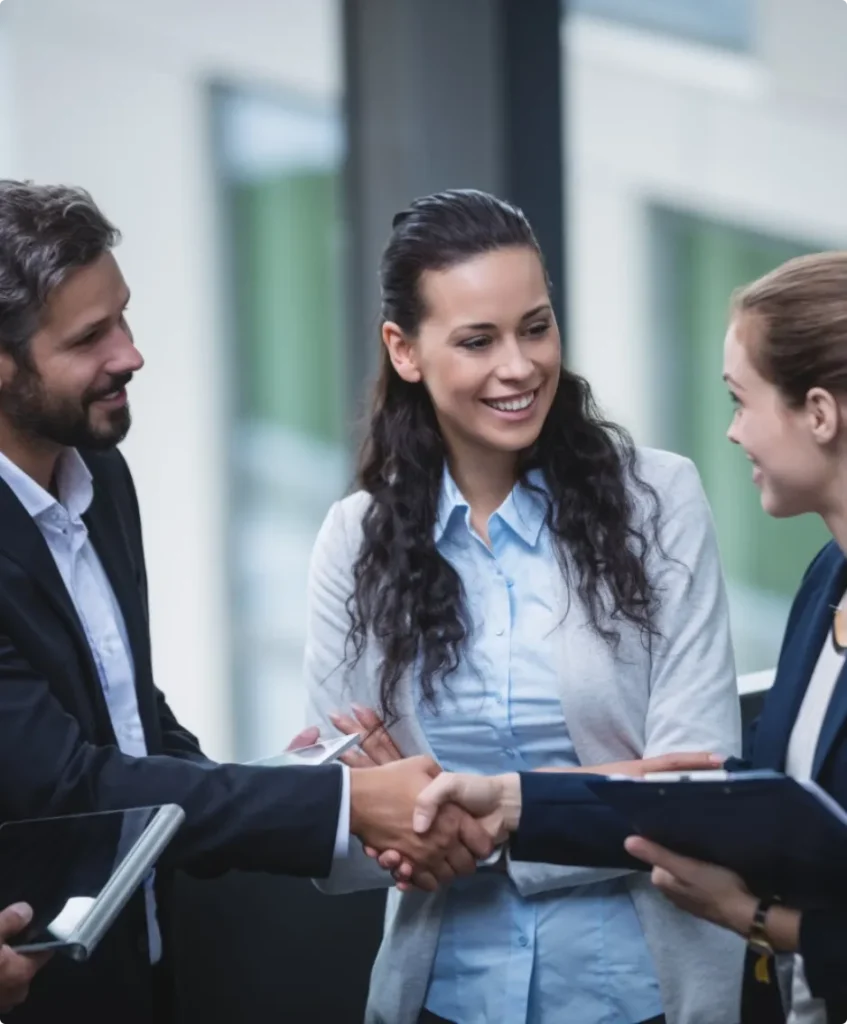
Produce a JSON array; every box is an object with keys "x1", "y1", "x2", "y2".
[{"x1": 107, "y1": 324, "x2": 144, "y2": 374}]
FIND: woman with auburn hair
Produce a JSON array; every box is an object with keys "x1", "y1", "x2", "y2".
[{"x1": 303, "y1": 189, "x2": 742, "y2": 1024}]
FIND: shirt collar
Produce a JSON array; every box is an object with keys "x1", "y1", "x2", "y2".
[
  {"x1": 0, "y1": 448, "x2": 94, "y2": 522},
  {"x1": 434, "y1": 465, "x2": 549, "y2": 548}
]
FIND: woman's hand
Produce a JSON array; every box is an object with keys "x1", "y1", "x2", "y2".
[
  {"x1": 284, "y1": 725, "x2": 321, "y2": 750},
  {"x1": 538, "y1": 751, "x2": 724, "y2": 776},
  {"x1": 329, "y1": 706, "x2": 404, "y2": 769},
  {"x1": 625, "y1": 837, "x2": 803, "y2": 952},
  {"x1": 624, "y1": 836, "x2": 759, "y2": 936}
]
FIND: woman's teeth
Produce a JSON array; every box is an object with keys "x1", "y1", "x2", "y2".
[{"x1": 485, "y1": 391, "x2": 536, "y2": 412}]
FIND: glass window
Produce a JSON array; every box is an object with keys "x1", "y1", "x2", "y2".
[
  {"x1": 654, "y1": 208, "x2": 830, "y2": 673},
  {"x1": 567, "y1": 0, "x2": 752, "y2": 51},
  {"x1": 214, "y1": 84, "x2": 348, "y2": 760}
]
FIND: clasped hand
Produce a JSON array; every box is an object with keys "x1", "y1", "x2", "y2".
[
  {"x1": 285, "y1": 719, "x2": 490, "y2": 886},
  {"x1": 348, "y1": 754, "x2": 495, "y2": 890}
]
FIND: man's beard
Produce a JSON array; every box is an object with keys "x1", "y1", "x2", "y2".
[{"x1": 0, "y1": 366, "x2": 133, "y2": 450}]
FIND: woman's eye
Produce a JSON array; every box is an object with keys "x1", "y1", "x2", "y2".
[
  {"x1": 460, "y1": 336, "x2": 491, "y2": 351},
  {"x1": 527, "y1": 321, "x2": 550, "y2": 337}
]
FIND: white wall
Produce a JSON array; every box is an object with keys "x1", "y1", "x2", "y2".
[
  {"x1": 0, "y1": 0, "x2": 341, "y2": 759},
  {"x1": 565, "y1": 0, "x2": 847, "y2": 442}
]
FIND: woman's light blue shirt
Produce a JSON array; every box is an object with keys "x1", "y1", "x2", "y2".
[{"x1": 421, "y1": 469, "x2": 663, "y2": 1024}]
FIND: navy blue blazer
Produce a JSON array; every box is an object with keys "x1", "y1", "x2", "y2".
[
  {"x1": 512, "y1": 540, "x2": 847, "y2": 1024},
  {"x1": 743, "y1": 539, "x2": 847, "y2": 1023}
]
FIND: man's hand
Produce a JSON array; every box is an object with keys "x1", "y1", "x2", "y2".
[
  {"x1": 366, "y1": 772, "x2": 521, "y2": 891},
  {"x1": 350, "y1": 756, "x2": 493, "y2": 890},
  {"x1": 0, "y1": 903, "x2": 51, "y2": 1013}
]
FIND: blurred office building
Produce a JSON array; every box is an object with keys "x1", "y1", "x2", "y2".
[
  {"x1": 0, "y1": 0, "x2": 844, "y2": 765},
  {"x1": 565, "y1": 0, "x2": 845, "y2": 676}
]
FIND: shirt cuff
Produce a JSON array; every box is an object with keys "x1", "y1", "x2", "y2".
[
  {"x1": 333, "y1": 763, "x2": 351, "y2": 860},
  {"x1": 478, "y1": 844, "x2": 506, "y2": 868}
]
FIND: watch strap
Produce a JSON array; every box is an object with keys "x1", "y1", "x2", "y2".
[{"x1": 748, "y1": 897, "x2": 776, "y2": 957}]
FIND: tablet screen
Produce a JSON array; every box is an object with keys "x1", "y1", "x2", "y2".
[{"x1": 0, "y1": 807, "x2": 159, "y2": 950}]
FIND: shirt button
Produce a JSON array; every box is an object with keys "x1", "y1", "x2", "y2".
[
  {"x1": 506, "y1": 578, "x2": 514, "y2": 588},
  {"x1": 518, "y1": 935, "x2": 529, "y2": 948},
  {"x1": 505, "y1": 747, "x2": 516, "y2": 758},
  {"x1": 495, "y1": 627, "x2": 504, "y2": 636},
  {"x1": 494, "y1": 695, "x2": 504, "y2": 705}
]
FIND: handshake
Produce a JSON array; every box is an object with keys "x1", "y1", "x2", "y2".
[
  {"x1": 349, "y1": 755, "x2": 522, "y2": 891},
  {"x1": 295, "y1": 707, "x2": 722, "y2": 892}
]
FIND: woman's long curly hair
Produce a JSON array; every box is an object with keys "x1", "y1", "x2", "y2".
[{"x1": 346, "y1": 189, "x2": 664, "y2": 721}]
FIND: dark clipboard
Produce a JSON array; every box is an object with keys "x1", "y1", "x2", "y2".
[{"x1": 586, "y1": 771, "x2": 847, "y2": 908}]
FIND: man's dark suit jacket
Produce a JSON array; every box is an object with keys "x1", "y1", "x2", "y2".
[
  {"x1": 510, "y1": 540, "x2": 847, "y2": 1024},
  {"x1": 0, "y1": 448, "x2": 343, "y2": 1024}
]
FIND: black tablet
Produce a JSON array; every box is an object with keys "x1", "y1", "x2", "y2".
[{"x1": 0, "y1": 805, "x2": 184, "y2": 960}]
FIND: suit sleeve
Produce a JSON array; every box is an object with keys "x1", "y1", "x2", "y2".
[
  {"x1": 303, "y1": 500, "x2": 396, "y2": 895},
  {"x1": 511, "y1": 458, "x2": 740, "y2": 869},
  {"x1": 510, "y1": 772, "x2": 643, "y2": 868},
  {"x1": 0, "y1": 632, "x2": 343, "y2": 879},
  {"x1": 153, "y1": 687, "x2": 210, "y2": 764}
]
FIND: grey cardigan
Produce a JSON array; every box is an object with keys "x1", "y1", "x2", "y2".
[{"x1": 304, "y1": 447, "x2": 745, "y2": 1024}]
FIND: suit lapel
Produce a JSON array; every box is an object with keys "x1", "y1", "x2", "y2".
[
  {"x1": 83, "y1": 477, "x2": 160, "y2": 747},
  {"x1": 0, "y1": 476, "x2": 110, "y2": 719},
  {"x1": 754, "y1": 552, "x2": 847, "y2": 770}
]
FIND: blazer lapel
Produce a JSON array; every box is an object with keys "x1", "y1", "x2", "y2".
[
  {"x1": 810, "y1": 553, "x2": 847, "y2": 777},
  {"x1": 754, "y1": 553, "x2": 847, "y2": 770},
  {"x1": 83, "y1": 483, "x2": 160, "y2": 746},
  {"x1": 812, "y1": 657, "x2": 847, "y2": 778},
  {"x1": 0, "y1": 477, "x2": 110, "y2": 718}
]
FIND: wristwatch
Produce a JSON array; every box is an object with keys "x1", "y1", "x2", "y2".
[{"x1": 747, "y1": 897, "x2": 776, "y2": 957}]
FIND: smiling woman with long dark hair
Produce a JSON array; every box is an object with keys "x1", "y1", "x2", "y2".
[
  {"x1": 350, "y1": 195, "x2": 662, "y2": 723},
  {"x1": 303, "y1": 189, "x2": 743, "y2": 1024}
]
